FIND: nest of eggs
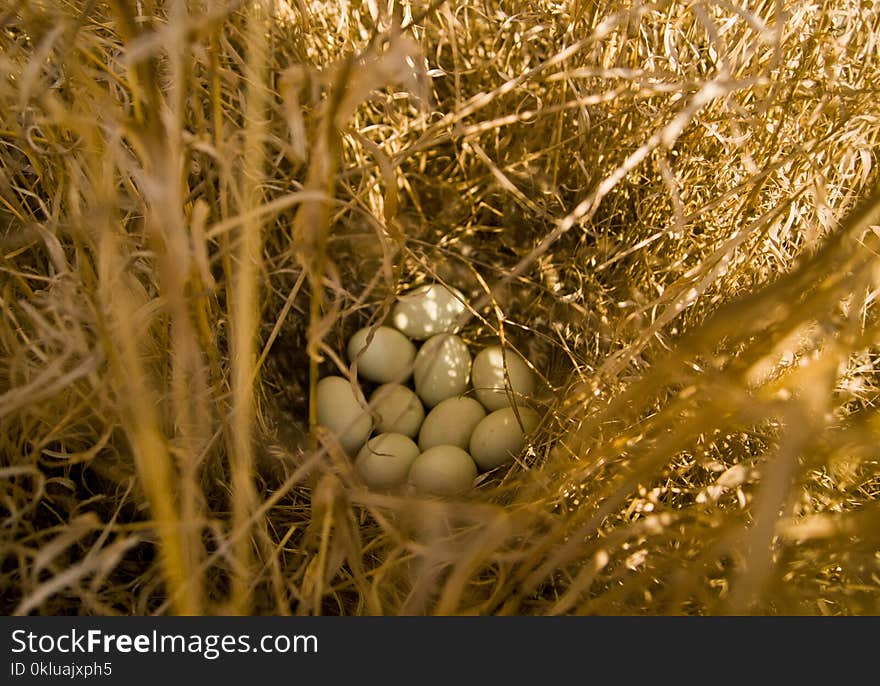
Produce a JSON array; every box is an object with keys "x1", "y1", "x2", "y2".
[
  {"x1": 317, "y1": 283, "x2": 543, "y2": 495},
  {"x1": 3, "y1": 1, "x2": 880, "y2": 617}
]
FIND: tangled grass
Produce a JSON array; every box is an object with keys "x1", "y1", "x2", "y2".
[{"x1": 1, "y1": 0, "x2": 879, "y2": 616}]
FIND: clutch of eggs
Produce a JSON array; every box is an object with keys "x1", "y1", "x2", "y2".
[{"x1": 314, "y1": 283, "x2": 542, "y2": 496}]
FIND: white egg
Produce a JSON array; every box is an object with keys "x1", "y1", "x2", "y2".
[
  {"x1": 391, "y1": 283, "x2": 468, "y2": 340},
  {"x1": 418, "y1": 396, "x2": 486, "y2": 451},
  {"x1": 347, "y1": 325, "x2": 416, "y2": 384},
  {"x1": 408, "y1": 445, "x2": 478, "y2": 495},
  {"x1": 471, "y1": 345, "x2": 536, "y2": 411},
  {"x1": 355, "y1": 433, "x2": 420, "y2": 489},
  {"x1": 469, "y1": 406, "x2": 541, "y2": 471},
  {"x1": 413, "y1": 333, "x2": 472, "y2": 407},
  {"x1": 370, "y1": 383, "x2": 425, "y2": 438},
  {"x1": 315, "y1": 376, "x2": 372, "y2": 454}
]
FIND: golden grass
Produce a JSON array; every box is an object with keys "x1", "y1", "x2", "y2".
[{"x1": 1, "y1": 0, "x2": 879, "y2": 615}]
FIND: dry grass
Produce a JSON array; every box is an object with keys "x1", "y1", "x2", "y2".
[{"x1": 1, "y1": 0, "x2": 879, "y2": 616}]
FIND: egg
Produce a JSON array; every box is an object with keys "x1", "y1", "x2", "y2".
[
  {"x1": 315, "y1": 375, "x2": 372, "y2": 454},
  {"x1": 355, "y1": 433, "x2": 420, "y2": 489},
  {"x1": 469, "y1": 406, "x2": 541, "y2": 471},
  {"x1": 408, "y1": 445, "x2": 478, "y2": 495},
  {"x1": 413, "y1": 333, "x2": 472, "y2": 407},
  {"x1": 471, "y1": 345, "x2": 536, "y2": 411},
  {"x1": 418, "y1": 396, "x2": 486, "y2": 451},
  {"x1": 370, "y1": 383, "x2": 425, "y2": 438},
  {"x1": 391, "y1": 283, "x2": 468, "y2": 340},
  {"x1": 347, "y1": 325, "x2": 416, "y2": 384}
]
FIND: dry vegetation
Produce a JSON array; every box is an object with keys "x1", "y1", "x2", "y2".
[{"x1": 1, "y1": 0, "x2": 879, "y2": 616}]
